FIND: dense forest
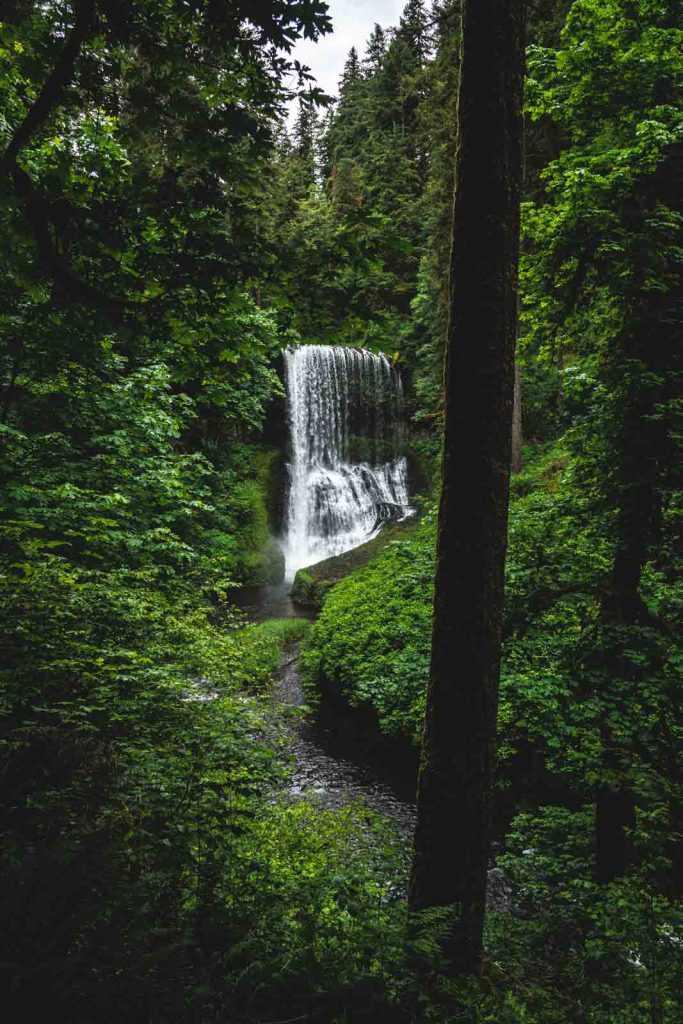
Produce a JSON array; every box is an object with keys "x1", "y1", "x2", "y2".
[{"x1": 1, "y1": 0, "x2": 682, "y2": 1021}]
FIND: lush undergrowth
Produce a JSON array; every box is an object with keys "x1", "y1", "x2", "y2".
[
  {"x1": 300, "y1": 507, "x2": 435, "y2": 743},
  {"x1": 302, "y1": 436, "x2": 680, "y2": 788},
  {"x1": 300, "y1": 442, "x2": 605, "y2": 754},
  {"x1": 238, "y1": 615, "x2": 313, "y2": 678},
  {"x1": 0, "y1": 540, "x2": 407, "y2": 1021},
  {"x1": 301, "y1": 439, "x2": 683, "y2": 1019}
]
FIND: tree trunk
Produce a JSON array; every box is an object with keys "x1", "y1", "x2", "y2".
[
  {"x1": 408, "y1": 0, "x2": 525, "y2": 973},
  {"x1": 595, "y1": 717, "x2": 637, "y2": 884},
  {"x1": 592, "y1": 165, "x2": 676, "y2": 882},
  {"x1": 511, "y1": 362, "x2": 523, "y2": 473},
  {"x1": 1, "y1": 337, "x2": 23, "y2": 425},
  {"x1": 595, "y1": 330, "x2": 656, "y2": 883}
]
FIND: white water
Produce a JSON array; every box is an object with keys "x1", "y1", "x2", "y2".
[{"x1": 282, "y1": 345, "x2": 411, "y2": 580}]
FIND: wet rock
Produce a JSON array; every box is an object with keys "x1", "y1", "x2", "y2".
[
  {"x1": 291, "y1": 516, "x2": 418, "y2": 610},
  {"x1": 486, "y1": 866, "x2": 512, "y2": 911}
]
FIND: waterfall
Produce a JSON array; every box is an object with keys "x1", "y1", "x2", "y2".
[{"x1": 282, "y1": 345, "x2": 411, "y2": 580}]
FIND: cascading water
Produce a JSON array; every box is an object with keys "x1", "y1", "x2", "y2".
[{"x1": 282, "y1": 345, "x2": 412, "y2": 580}]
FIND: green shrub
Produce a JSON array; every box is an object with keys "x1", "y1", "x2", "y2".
[{"x1": 300, "y1": 511, "x2": 436, "y2": 743}]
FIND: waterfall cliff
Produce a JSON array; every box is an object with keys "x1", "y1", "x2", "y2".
[{"x1": 282, "y1": 345, "x2": 411, "y2": 579}]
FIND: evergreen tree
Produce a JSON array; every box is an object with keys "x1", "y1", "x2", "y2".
[
  {"x1": 406, "y1": 0, "x2": 462, "y2": 424},
  {"x1": 364, "y1": 23, "x2": 387, "y2": 73},
  {"x1": 340, "y1": 45, "x2": 362, "y2": 91},
  {"x1": 399, "y1": 0, "x2": 432, "y2": 64},
  {"x1": 290, "y1": 98, "x2": 319, "y2": 191}
]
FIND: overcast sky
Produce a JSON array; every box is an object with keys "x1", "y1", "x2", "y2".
[{"x1": 287, "y1": 0, "x2": 407, "y2": 113}]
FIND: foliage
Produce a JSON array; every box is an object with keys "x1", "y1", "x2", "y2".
[
  {"x1": 239, "y1": 615, "x2": 313, "y2": 679},
  {"x1": 301, "y1": 511, "x2": 435, "y2": 743},
  {"x1": 483, "y1": 808, "x2": 683, "y2": 1024},
  {"x1": 1, "y1": 0, "x2": 682, "y2": 1020},
  {"x1": 303, "y1": 426, "x2": 682, "y2": 1012}
]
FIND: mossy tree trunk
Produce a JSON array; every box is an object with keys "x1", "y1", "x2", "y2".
[
  {"x1": 408, "y1": 0, "x2": 525, "y2": 973},
  {"x1": 511, "y1": 362, "x2": 523, "y2": 474},
  {"x1": 594, "y1": 147, "x2": 682, "y2": 883}
]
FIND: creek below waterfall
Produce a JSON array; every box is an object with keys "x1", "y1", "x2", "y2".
[
  {"x1": 231, "y1": 580, "x2": 418, "y2": 837},
  {"x1": 275, "y1": 641, "x2": 417, "y2": 839},
  {"x1": 235, "y1": 583, "x2": 510, "y2": 911}
]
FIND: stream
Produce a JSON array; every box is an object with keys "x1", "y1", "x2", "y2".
[
  {"x1": 234, "y1": 582, "x2": 509, "y2": 911},
  {"x1": 275, "y1": 641, "x2": 417, "y2": 839},
  {"x1": 231, "y1": 580, "x2": 418, "y2": 839}
]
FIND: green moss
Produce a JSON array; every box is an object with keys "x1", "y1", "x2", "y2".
[
  {"x1": 211, "y1": 444, "x2": 286, "y2": 586},
  {"x1": 291, "y1": 517, "x2": 420, "y2": 611},
  {"x1": 290, "y1": 569, "x2": 324, "y2": 608}
]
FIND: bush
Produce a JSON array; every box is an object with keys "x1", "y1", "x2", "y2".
[{"x1": 300, "y1": 511, "x2": 436, "y2": 744}]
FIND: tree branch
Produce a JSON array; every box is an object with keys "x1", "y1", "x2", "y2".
[
  {"x1": 2, "y1": 1, "x2": 135, "y2": 320},
  {"x1": 1, "y1": 0, "x2": 96, "y2": 172},
  {"x1": 10, "y1": 162, "x2": 127, "y2": 318}
]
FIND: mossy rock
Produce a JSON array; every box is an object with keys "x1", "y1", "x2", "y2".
[
  {"x1": 290, "y1": 569, "x2": 326, "y2": 608},
  {"x1": 291, "y1": 517, "x2": 418, "y2": 611},
  {"x1": 251, "y1": 536, "x2": 286, "y2": 586}
]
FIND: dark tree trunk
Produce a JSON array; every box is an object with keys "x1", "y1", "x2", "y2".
[
  {"x1": 592, "y1": 159, "x2": 677, "y2": 881},
  {"x1": 595, "y1": 724, "x2": 637, "y2": 884},
  {"x1": 408, "y1": 0, "x2": 525, "y2": 973},
  {"x1": 511, "y1": 362, "x2": 523, "y2": 473},
  {"x1": 1, "y1": 337, "x2": 23, "y2": 424},
  {"x1": 595, "y1": 327, "x2": 657, "y2": 884},
  {"x1": 590, "y1": 145, "x2": 682, "y2": 885}
]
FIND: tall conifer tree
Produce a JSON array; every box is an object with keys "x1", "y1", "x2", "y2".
[{"x1": 364, "y1": 23, "x2": 387, "y2": 72}]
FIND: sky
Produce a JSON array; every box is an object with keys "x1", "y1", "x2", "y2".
[{"x1": 287, "y1": 0, "x2": 406, "y2": 114}]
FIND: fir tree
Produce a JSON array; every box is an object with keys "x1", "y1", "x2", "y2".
[
  {"x1": 399, "y1": 0, "x2": 432, "y2": 64},
  {"x1": 339, "y1": 45, "x2": 361, "y2": 93},
  {"x1": 364, "y1": 23, "x2": 387, "y2": 73}
]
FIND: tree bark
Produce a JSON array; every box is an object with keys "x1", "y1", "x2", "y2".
[
  {"x1": 592, "y1": 153, "x2": 680, "y2": 881},
  {"x1": 595, "y1": 716, "x2": 637, "y2": 884},
  {"x1": 594, "y1": 326, "x2": 657, "y2": 883},
  {"x1": 511, "y1": 362, "x2": 523, "y2": 473},
  {"x1": 408, "y1": 0, "x2": 525, "y2": 973},
  {"x1": 1, "y1": 337, "x2": 23, "y2": 425}
]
